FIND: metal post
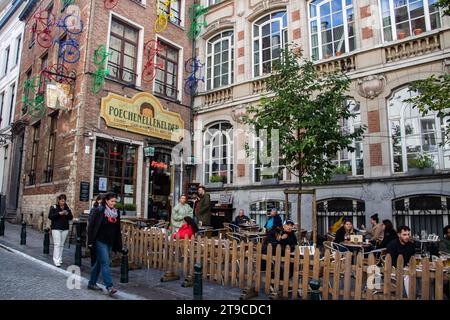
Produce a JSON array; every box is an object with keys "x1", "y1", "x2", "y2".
[
  {"x1": 309, "y1": 279, "x2": 321, "y2": 300},
  {"x1": 193, "y1": 263, "x2": 203, "y2": 300},
  {"x1": 75, "y1": 222, "x2": 82, "y2": 266},
  {"x1": 120, "y1": 248, "x2": 129, "y2": 283},
  {"x1": 0, "y1": 215, "x2": 5, "y2": 236},
  {"x1": 43, "y1": 228, "x2": 50, "y2": 254},
  {"x1": 20, "y1": 221, "x2": 26, "y2": 245}
]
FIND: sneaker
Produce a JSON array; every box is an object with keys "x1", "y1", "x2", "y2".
[
  {"x1": 107, "y1": 287, "x2": 118, "y2": 296},
  {"x1": 88, "y1": 284, "x2": 103, "y2": 291}
]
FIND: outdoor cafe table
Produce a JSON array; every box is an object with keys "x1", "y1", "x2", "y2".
[
  {"x1": 238, "y1": 223, "x2": 259, "y2": 232},
  {"x1": 342, "y1": 241, "x2": 372, "y2": 250},
  {"x1": 240, "y1": 230, "x2": 265, "y2": 242}
]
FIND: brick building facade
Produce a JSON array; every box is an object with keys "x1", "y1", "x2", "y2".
[{"x1": 6, "y1": 0, "x2": 194, "y2": 226}]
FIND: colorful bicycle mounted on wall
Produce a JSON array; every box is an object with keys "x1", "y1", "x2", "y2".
[
  {"x1": 184, "y1": 57, "x2": 204, "y2": 96},
  {"x1": 142, "y1": 40, "x2": 165, "y2": 82},
  {"x1": 154, "y1": 0, "x2": 177, "y2": 33},
  {"x1": 188, "y1": 3, "x2": 208, "y2": 39},
  {"x1": 30, "y1": 5, "x2": 84, "y2": 64},
  {"x1": 92, "y1": 45, "x2": 113, "y2": 93}
]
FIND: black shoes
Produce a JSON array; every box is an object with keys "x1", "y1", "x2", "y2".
[{"x1": 87, "y1": 283, "x2": 103, "y2": 291}]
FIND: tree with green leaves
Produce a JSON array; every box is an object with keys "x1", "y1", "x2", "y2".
[
  {"x1": 243, "y1": 47, "x2": 365, "y2": 228},
  {"x1": 436, "y1": 0, "x2": 450, "y2": 15}
]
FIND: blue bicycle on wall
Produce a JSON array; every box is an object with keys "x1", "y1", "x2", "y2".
[{"x1": 184, "y1": 57, "x2": 204, "y2": 96}]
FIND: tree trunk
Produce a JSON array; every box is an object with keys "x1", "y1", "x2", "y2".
[{"x1": 297, "y1": 179, "x2": 302, "y2": 233}]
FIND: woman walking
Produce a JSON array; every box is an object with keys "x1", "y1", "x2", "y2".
[
  {"x1": 88, "y1": 194, "x2": 104, "y2": 267},
  {"x1": 87, "y1": 192, "x2": 122, "y2": 295},
  {"x1": 48, "y1": 194, "x2": 73, "y2": 267}
]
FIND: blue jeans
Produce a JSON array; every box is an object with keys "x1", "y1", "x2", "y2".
[{"x1": 89, "y1": 240, "x2": 113, "y2": 288}]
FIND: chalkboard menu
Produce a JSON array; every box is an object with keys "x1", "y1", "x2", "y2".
[{"x1": 80, "y1": 181, "x2": 90, "y2": 202}]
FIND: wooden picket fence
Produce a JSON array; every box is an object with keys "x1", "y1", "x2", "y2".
[{"x1": 121, "y1": 224, "x2": 448, "y2": 300}]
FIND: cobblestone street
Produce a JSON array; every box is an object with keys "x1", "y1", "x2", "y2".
[{"x1": 0, "y1": 222, "x2": 249, "y2": 300}]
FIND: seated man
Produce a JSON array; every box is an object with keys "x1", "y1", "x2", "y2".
[
  {"x1": 278, "y1": 220, "x2": 298, "y2": 253},
  {"x1": 386, "y1": 225, "x2": 416, "y2": 267},
  {"x1": 439, "y1": 225, "x2": 450, "y2": 255},
  {"x1": 233, "y1": 209, "x2": 251, "y2": 226}
]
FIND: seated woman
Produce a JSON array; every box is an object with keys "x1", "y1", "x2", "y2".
[
  {"x1": 378, "y1": 219, "x2": 398, "y2": 248},
  {"x1": 172, "y1": 216, "x2": 198, "y2": 240},
  {"x1": 334, "y1": 219, "x2": 357, "y2": 243}
]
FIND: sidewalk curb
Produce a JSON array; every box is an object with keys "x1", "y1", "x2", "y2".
[{"x1": 0, "y1": 242, "x2": 146, "y2": 300}]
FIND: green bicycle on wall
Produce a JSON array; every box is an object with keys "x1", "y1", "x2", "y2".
[{"x1": 92, "y1": 45, "x2": 112, "y2": 94}]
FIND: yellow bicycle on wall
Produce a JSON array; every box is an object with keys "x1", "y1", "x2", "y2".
[{"x1": 154, "y1": 0, "x2": 176, "y2": 33}]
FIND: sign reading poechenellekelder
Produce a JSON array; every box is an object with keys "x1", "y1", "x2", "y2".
[{"x1": 100, "y1": 92, "x2": 184, "y2": 142}]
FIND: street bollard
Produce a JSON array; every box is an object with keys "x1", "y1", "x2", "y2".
[
  {"x1": 43, "y1": 228, "x2": 50, "y2": 254},
  {"x1": 120, "y1": 248, "x2": 129, "y2": 283},
  {"x1": 20, "y1": 221, "x2": 26, "y2": 245},
  {"x1": 74, "y1": 222, "x2": 82, "y2": 266},
  {"x1": 193, "y1": 263, "x2": 203, "y2": 300},
  {"x1": 309, "y1": 279, "x2": 321, "y2": 300},
  {"x1": 0, "y1": 215, "x2": 5, "y2": 236}
]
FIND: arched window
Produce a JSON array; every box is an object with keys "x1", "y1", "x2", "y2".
[
  {"x1": 316, "y1": 198, "x2": 365, "y2": 235},
  {"x1": 253, "y1": 11, "x2": 288, "y2": 77},
  {"x1": 204, "y1": 122, "x2": 233, "y2": 184},
  {"x1": 206, "y1": 30, "x2": 234, "y2": 90},
  {"x1": 309, "y1": 0, "x2": 355, "y2": 61},
  {"x1": 388, "y1": 87, "x2": 449, "y2": 173},
  {"x1": 250, "y1": 200, "x2": 290, "y2": 227},
  {"x1": 332, "y1": 98, "x2": 364, "y2": 175}
]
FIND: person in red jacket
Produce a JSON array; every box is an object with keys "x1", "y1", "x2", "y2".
[{"x1": 173, "y1": 216, "x2": 198, "y2": 239}]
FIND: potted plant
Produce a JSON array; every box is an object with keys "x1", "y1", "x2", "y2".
[
  {"x1": 260, "y1": 174, "x2": 279, "y2": 185},
  {"x1": 124, "y1": 203, "x2": 137, "y2": 216},
  {"x1": 413, "y1": 28, "x2": 423, "y2": 36},
  {"x1": 332, "y1": 164, "x2": 351, "y2": 181},
  {"x1": 408, "y1": 154, "x2": 435, "y2": 175},
  {"x1": 115, "y1": 202, "x2": 124, "y2": 211},
  {"x1": 208, "y1": 174, "x2": 224, "y2": 188}
]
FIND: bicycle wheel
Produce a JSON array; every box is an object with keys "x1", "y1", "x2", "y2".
[
  {"x1": 184, "y1": 58, "x2": 197, "y2": 74},
  {"x1": 144, "y1": 40, "x2": 162, "y2": 59},
  {"x1": 104, "y1": 0, "x2": 119, "y2": 10},
  {"x1": 142, "y1": 63, "x2": 157, "y2": 83},
  {"x1": 42, "y1": 63, "x2": 70, "y2": 84},
  {"x1": 92, "y1": 73, "x2": 105, "y2": 94},
  {"x1": 154, "y1": 15, "x2": 168, "y2": 33},
  {"x1": 63, "y1": 14, "x2": 84, "y2": 35},
  {"x1": 37, "y1": 30, "x2": 53, "y2": 48},
  {"x1": 62, "y1": 43, "x2": 81, "y2": 64},
  {"x1": 184, "y1": 80, "x2": 198, "y2": 96}
]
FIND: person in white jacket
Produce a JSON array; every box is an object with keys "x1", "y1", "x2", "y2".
[{"x1": 171, "y1": 195, "x2": 193, "y2": 232}]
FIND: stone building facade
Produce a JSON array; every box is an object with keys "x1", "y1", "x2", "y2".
[
  {"x1": 192, "y1": 0, "x2": 450, "y2": 237},
  {"x1": 7, "y1": 0, "x2": 195, "y2": 226}
]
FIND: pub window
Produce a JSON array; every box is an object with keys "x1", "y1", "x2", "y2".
[
  {"x1": 40, "y1": 53, "x2": 49, "y2": 93},
  {"x1": 249, "y1": 200, "x2": 289, "y2": 227},
  {"x1": 30, "y1": 22, "x2": 37, "y2": 48},
  {"x1": 158, "y1": 0, "x2": 182, "y2": 26},
  {"x1": 108, "y1": 18, "x2": 139, "y2": 85},
  {"x1": 44, "y1": 114, "x2": 58, "y2": 183},
  {"x1": 22, "y1": 68, "x2": 32, "y2": 115},
  {"x1": 29, "y1": 122, "x2": 41, "y2": 185},
  {"x1": 3, "y1": 46, "x2": 10, "y2": 76},
  {"x1": 154, "y1": 41, "x2": 179, "y2": 100},
  {"x1": 93, "y1": 140, "x2": 137, "y2": 207},
  {"x1": 15, "y1": 35, "x2": 22, "y2": 66}
]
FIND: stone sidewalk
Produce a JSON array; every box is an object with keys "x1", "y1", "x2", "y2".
[{"x1": 0, "y1": 221, "x2": 266, "y2": 300}]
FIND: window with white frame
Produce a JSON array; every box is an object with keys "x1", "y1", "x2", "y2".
[
  {"x1": 204, "y1": 122, "x2": 233, "y2": 184},
  {"x1": 206, "y1": 31, "x2": 234, "y2": 90},
  {"x1": 208, "y1": 0, "x2": 222, "y2": 6},
  {"x1": 15, "y1": 35, "x2": 22, "y2": 66},
  {"x1": 252, "y1": 129, "x2": 284, "y2": 182},
  {"x1": 388, "y1": 87, "x2": 450, "y2": 173},
  {"x1": 158, "y1": 0, "x2": 182, "y2": 26},
  {"x1": 380, "y1": 0, "x2": 442, "y2": 42},
  {"x1": 3, "y1": 46, "x2": 10, "y2": 76},
  {"x1": 253, "y1": 11, "x2": 288, "y2": 77},
  {"x1": 332, "y1": 99, "x2": 364, "y2": 175},
  {"x1": 309, "y1": 0, "x2": 355, "y2": 61}
]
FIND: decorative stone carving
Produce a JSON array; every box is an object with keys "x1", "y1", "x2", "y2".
[
  {"x1": 360, "y1": 185, "x2": 376, "y2": 201},
  {"x1": 231, "y1": 104, "x2": 248, "y2": 123},
  {"x1": 380, "y1": 184, "x2": 396, "y2": 201},
  {"x1": 357, "y1": 74, "x2": 386, "y2": 99}
]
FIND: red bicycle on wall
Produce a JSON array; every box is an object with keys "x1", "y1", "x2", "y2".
[
  {"x1": 142, "y1": 40, "x2": 165, "y2": 83},
  {"x1": 104, "y1": 0, "x2": 120, "y2": 10}
]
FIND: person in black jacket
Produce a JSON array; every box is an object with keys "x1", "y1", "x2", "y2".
[
  {"x1": 87, "y1": 192, "x2": 122, "y2": 295},
  {"x1": 386, "y1": 226, "x2": 416, "y2": 267},
  {"x1": 334, "y1": 219, "x2": 357, "y2": 244},
  {"x1": 264, "y1": 209, "x2": 283, "y2": 233},
  {"x1": 379, "y1": 219, "x2": 398, "y2": 248},
  {"x1": 48, "y1": 194, "x2": 73, "y2": 267},
  {"x1": 279, "y1": 219, "x2": 298, "y2": 252}
]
